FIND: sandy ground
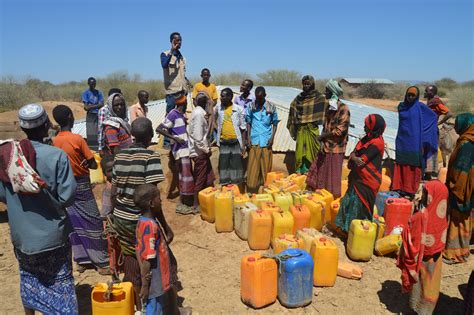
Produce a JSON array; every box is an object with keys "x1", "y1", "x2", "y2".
[{"x1": 0, "y1": 149, "x2": 472, "y2": 314}]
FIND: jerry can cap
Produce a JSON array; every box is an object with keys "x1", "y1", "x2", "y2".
[
  {"x1": 319, "y1": 237, "x2": 327, "y2": 242},
  {"x1": 332, "y1": 203, "x2": 339, "y2": 208},
  {"x1": 247, "y1": 257, "x2": 256, "y2": 262},
  {"x1": 387, "y1": 199, "x2": 394, "y2": 204},
  {"x1": 279, "y1": 235, "x2": 286, "y2": 239}
]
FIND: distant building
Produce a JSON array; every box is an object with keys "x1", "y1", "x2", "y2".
[{"x1": 339, "y1": 78, "x2": 395, "y2": 88}]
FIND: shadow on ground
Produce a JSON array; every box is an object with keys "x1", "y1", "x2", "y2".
[
  {"x1": 0, "y1": 210, "x2": 8, "y2": 224},
  {"x1": 378, "y1": 280, "x2": 466, "y2": 315}
]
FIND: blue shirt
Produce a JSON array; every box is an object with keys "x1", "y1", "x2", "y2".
[
  {"x1": 246, "y1": 101, "x2": 279, "y2": 147},
  {"x1": 160, "y1": 50, "x2": 183, "y2": 68},
  {"x1": 82, "y1": 89, "x2": 104, "y2": 114},
  {"x1": 0, "y1": 141, "x2": 76, "y2": 254}
]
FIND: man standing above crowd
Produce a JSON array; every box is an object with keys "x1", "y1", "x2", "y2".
[
  {"x1": 82, "y1": 77, "x2": 104, "y2": 151},
  {"x1": 161, "y1": 32, "x2": 190, "y2": 114},
  {"x1": 234, "y1": 79, "x2": 255, "y2": 110},
  {"x1": 246, "y1": 87, "x2": 279, "y2": 193}
]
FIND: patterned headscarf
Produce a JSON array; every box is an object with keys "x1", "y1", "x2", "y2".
[
  {"x1": 326, "y1": 79, "x2": 344, "y2": 111},
  {"x1": 104, "y1": 93, "x2": 131, "y2": 134}
]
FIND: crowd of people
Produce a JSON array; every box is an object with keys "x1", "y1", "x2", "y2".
[{"x1": 0, "y1": 31, "x2": 472, "y2": 315}]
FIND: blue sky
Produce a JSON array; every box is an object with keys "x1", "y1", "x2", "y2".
[{"x1": 1, "y1": 0, "x2": 472, "y2": 84}]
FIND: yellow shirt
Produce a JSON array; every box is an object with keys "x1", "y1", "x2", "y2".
[
  {"x1": 221, "y1": 105, "x2": 237, "y2": 140},
  {"x1": 192, "y1": 82, "x2": 219, "y2": 101}
]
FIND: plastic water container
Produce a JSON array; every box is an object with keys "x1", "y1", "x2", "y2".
[
  {"x1": 379, "y1": 174, "x2": 391, "y2": 192},
  {"x1": 273, "y1": 192, "x2": 293, "y2": 212},
  {"x1": 251, "y1": 193, "x2": 274, "y2": 207},
  {"x1": 375, "y1": 234, "x2": 402, "y2": 256},
  {"x1": 310, "y1": 236, "x2": 338, "y2": 287},
  {"x1": 265, "y1": 171, "x2": 285, "y2": 186},
  {"x1": 438, "y1": 167, "x2": 447, "y2": 184},
  {"x1": 342, "y1": 164, "x2": 350, "y2": 180},
  {"x1": 241, "y1": 253, "x2": 277, "y2": 309},
  {"x1": 261, "y1": 202, "x2": 281, "y2": 215},
  {"x1": 198, "y1": 187, "x2": 219, "y2": 223},
  {"x1": 214, "y1": 191, "x2": 233, "y2": 232},
  {"x1": 337, "y1": 261, "x2": 363, "y2": 280},
  {"x1": 277, "y1": 248, "x2": 314, "y2": 308},
  {"x1": 235, "y1": 202, "x2": 258, "y2": 240},
  {"x1": 290, "y1": 205, "x2": 311, "y2": 234},
  {"x1": 373, "y1": 214, "x2": 385, "y2": 240},
  {"x1": 287, "y1": 173, "x2": 307, "y2": 190},
  {"x1": 271, "y1": 211, "x2": 294, "y2": 248},
  {"x1": 222, "y1": 184, "x2": 240, "y2": 196},
  {"x1": 296, "y1": 228, "x2": 322, "y2": 253},
  {"x1": 248, "y1": 210, "x2": 272, "y2": 250},
  {"x1": 91, "y1": 282, "x2": 134, "y2": 315},
  {"x1": 384, "y1": 198, "x2": 413, "y2": 235},
  {"x1": 347, "y1": 220, "x2": 377, "y2": 261},
  {"x1": 311, "y1": 189, "x2": 334, "y2": 223},
  {"x1": 341, "y1": 180, "x2": 348, "y2": 197},
  {"x1": 262, "y1": 185, "x2": 281, "y2": 195},
  {"x1": 285, "y1": 182, "x2": 299, "y2": 192},
  {"x1": 374, "y1": 191, "x2": 400, "y2": 217},
  {"x1": 329, "y1": 198, "x2": 340, "y2": 224},
  {"x1": 273, "y1": 234, "x2": 305, "y2": 254},
  {"x1": 90, "y1": 153, "x2": 106, "y2": 184},
  {"x1": 291, "y1": 191, "x2": 311, "y2": 206},
  {"x1": 302, "y1": 197, "x2": 325, "y2": 231},
  {"x1": 274, "y1": 178, "x2": 291, "y2": 188},
  {"x1": 234, "y1": 193, "x2": 251, "y2": 208}
]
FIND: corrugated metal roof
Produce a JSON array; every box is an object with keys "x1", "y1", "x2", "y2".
[
  {"x1": 73, "y1": 87, "x2": 398, "y2": 158},
  {"x1": 340, "y1": 78, "x2": 395, "y2": 84}
]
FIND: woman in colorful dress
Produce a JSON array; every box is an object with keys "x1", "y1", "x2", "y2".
[
  {"x1": 442, "y1": 113, "x2": 473, "y2": 264},
  {"x1": 397, "y1": 180, "x2": 448, "y2": 314},
  {"x1": 335, "y1": 114, "x2": 386, "y2": 234}
]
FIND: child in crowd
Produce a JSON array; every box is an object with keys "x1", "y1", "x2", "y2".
[
  {"x1": 100, "y1": 155, "x2": 122, "y2": 279},
  {"x1": 134, "y1": 184, "x2": 187, "y2": 315}
]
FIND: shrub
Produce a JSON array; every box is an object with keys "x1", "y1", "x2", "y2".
[
  {"x1": 213, "y1": 72, "x2": 252, "y2": 86},
  {"x1": 256, "y1": 69, "x2": 301, "y2": 87},
  {"x1": 356, "y1": 81, "x2": 385, "y2": 99},
  {"x1": 447, "y1": 86, "x2": 474, "y2": 114}
]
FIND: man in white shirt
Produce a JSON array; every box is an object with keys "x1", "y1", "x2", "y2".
[{"x1": 188, "y1": 92, "x2": 215, "y2": 207}]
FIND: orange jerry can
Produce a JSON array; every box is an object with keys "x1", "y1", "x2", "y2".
[
  {"x1": 273, "y1": 178, "x2": 290, "y2": 188},
  {"x1": 265, "y1": 171, "x2": 285, "y2": 186},
  {"x1": 273, "y1": 192, "x2": 293, "y2": 212},
  {"x1": 273, "y1": 234, "x2": 305, "y2": 254},
  {"x1": 312, "y1": 189, "x2": 334, "y2": 223},
  {"x1": 310, "y1": 237, "x2": 339, "y2": 287},
  {"x1": 214, "y1": 191, "x2": 233, "y2": 233},
  {"x1": 337, "y1": 261, "x2": 363, "y2": 280},
  {"x1": 290, "y1": 205, "x2": 311, "y2": 234},
  {"x1": 341, "y1": 180, "x2": 348, "y2": 197},
  {"x1": 261, "y1": 202, "x2": 281, "y2": 215},
  {"x1": 271, "y1": 211, "x2": 294, "y2": 248},
  {"x1": 248, "y1": 210, "x2": 272, "y2": 250},
  {"x1": 384, "y1": 198, "x2": 413, "y2": 235},
  {"x1": 379, "y1": 174, "x2": 391, "y2": 192},
  {"x1": 302, "y1": 197, "x2": 325, "y2": 231},
  {"x1": 287, "y1": 173, "x2": 307, "y2": 190},
  {"x1": 251, "y1": 193, "x2": 274, "y2": 207},
  {"x1": 296, "y1": 228, "x2": 322, "y2": 253},
  {"x1": 91, "y1": 282, "x2": 134, "y2": 315},
  {"x1": 198, "y1": 187, "x2": 219, "y2": 223},
  {"x1": 241, "y1": 253, "x2": 277, "y2": 308},
  {"x1": 222, "y1": 184, "x2": 241, "y2": 196}
]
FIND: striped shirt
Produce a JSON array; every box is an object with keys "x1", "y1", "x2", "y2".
[
  {"x1": 160, "y1": 109, "x2": 190, "y2": 159},
  {"x1": 112, "y1": 146, "x2": 165, "y2": 221},
  {"x1": 322, "y1": 102, "x2": 350, "y2": 154},
  {"x1": 104, "y1": 125, "x2": 132, "y2": 155}
]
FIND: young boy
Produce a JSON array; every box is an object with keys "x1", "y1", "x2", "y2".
[{"x1": 134, "y1": 184, "x2": 181, "y2": 315}]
